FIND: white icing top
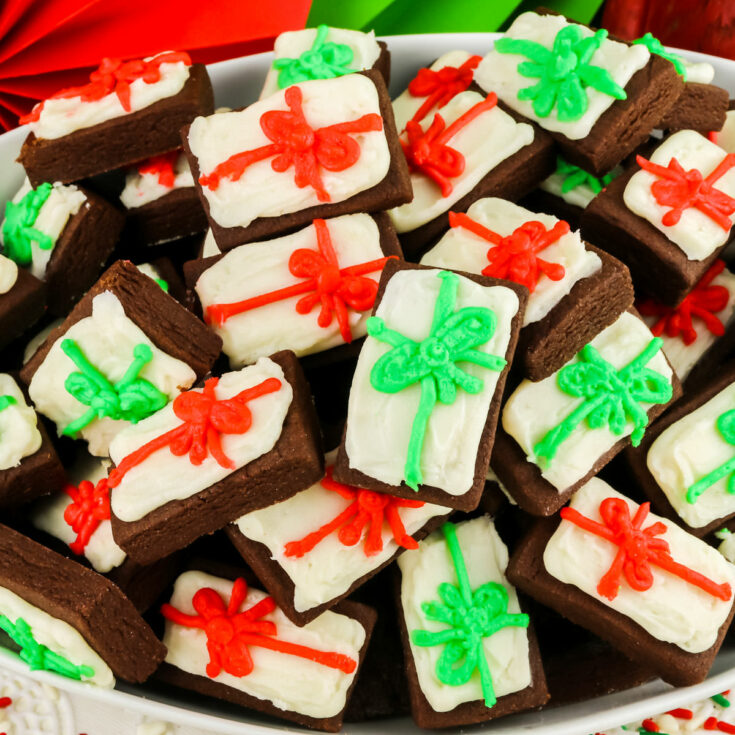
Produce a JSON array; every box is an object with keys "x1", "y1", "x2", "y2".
[
  {"x1": 681, "y1": 57, "x2": 715, "y2": 85},
  {"x1": 539, "y1": 164, "x2": 622, "y2": 208},
  {"x1": 0, "y1": 254, "x2": 18, "y2": 295},
  {"x1": 135, "y1": 263, "x2": 163, "y2": 285},
  {"x1": 235, "y1": 451, "x2": 449, "y2": 613},
  {"x1": 201, "y1": 229, "x2": 220, "y2": 257},
  {"x1": 502, "y1": 311, "x2": 673, "y2": 491},
  {"x1": 196, "y1": 213, "x2": 387, "y2": 368},
  {"x1": 120, "y1": 152, "x2": 193, "y2": 209},
  {"x1": 475, "y1": 12, "x2": 650, "y2": 140},
  {"x1": 188, "y1": 74, "x2": 390, "y2": 230},
  {"x1": 718, "y1": 110, "x2": 735, "y2": 155},
  {"x1": 0, "y1": 583, "x2": 113, "y2": 687},
  {"x1": 624, "y1": 130, "x2": 735, "y2": 260},
  {"x1": 719, "y1": 533, "x2": 735, "y2": 564},
  {"x1": 389, "y1": 91, "x2": 534, "y2": 233},
  {"x1": 0, "y1": 373, "x2": 42, "y2": 471},
  {"x1": 398, "y1": 516, "x2": 531, "y2": 711},
  {"x1": 26, "y1": 55, "x2": 191, "y2": 140},
  {"x1": 544, "y1": 477, "x2": 735, "y2": 653},
  {"x1": 260, "y1": 27, "x2": 381, "y2": 99},
  {"x1": 28, "y1": 292, "x2": 196, "y2": 457},
  {"x1": 162, "y1": 570, "x2": 365, "y2": 718},
  {"x1": 345, "y1": 268, "x2": 519, "y2": 494},
  {"x1": 109, "y1": 357, "x2": 292, "y2": 522},
  {"x1": 420, "y1": 197, "x2": 601, "y2": 325}
]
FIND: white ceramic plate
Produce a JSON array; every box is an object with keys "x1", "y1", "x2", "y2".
[{"x1": 1, "y1": 32, "x2": 735, "y2": 735}]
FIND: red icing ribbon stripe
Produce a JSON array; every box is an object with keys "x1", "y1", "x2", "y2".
[
  {"x1": 560, "y1": 497, "x2": 732, "y2": 602},
  {"x1": 138, "y1": 151, "x2": 180, "y2": 187},
  {"x1": 206, "y1": 218, "x2": 395, "y2": 343},
  {"x1": 637, "y1": 259, "x2": 729, "y2": 345},
  {"x1": 636, "y1": 153, "x2": 735, "y2": 231},
  {"x1": 63, "y1": 478, "x2": 111, "y2": 555},
  {"x1": 161, "y1": 577, "x2": 356, "y2": 679},
  {"x1": 199, "y1": 86, "x2": 383, "y2": 201},
  {"x1": 284, "y1": 466, "x2": 425, "y2": 558},
  {"x1": 402, "y1": 92, "x2": 497, "y2": 198},
  {"x1": 448, "y1": 211, "x2": 568, "y2": 292},
  {"x1": 108, "y1": 376, "x2": 282, "y2": 488}
]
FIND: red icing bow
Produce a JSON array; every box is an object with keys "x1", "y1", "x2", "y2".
[
  {"x1": 636, "y1": 153, "x2": 735, "y2": 231},
  {"x1": 138, "y1": 151, "x2": 180, "y2": 187},
  {"x1": 108, "y1": 376, "x2": 282, "y2": 488},
  {"x1": 407, "y1": 55, "x2": 482, "y2": 125},
  {"x1": 20, "y1": 52, "x2": 191, "y2": 124},
  {"x1": 206, "y1": 218, "x2": 395, "y2": 343},
  {"x1": 63, "y1": 478, "x2": 111, "y2": 555},
  {"x1": 402, "y1": 93, "x2": 497, "y2": 197},
  {"x1": 199, "y1": 86, "x2": 383, "y2": 201},
  {"x1": 448, "y1": 211, "x2": 568, "y2": 292},
  {"x1": 637, "y1": 260, "x2": 730, "y2": 345},
  {"x1": 284, "y1": 466, "x2": 425, "y2": 558},
  {"x1": 560, "y1": 497, "x2": 732, "y2": 602},
  {"x1": 161, "y1": 577, "x2": 357, "y2": 679}
]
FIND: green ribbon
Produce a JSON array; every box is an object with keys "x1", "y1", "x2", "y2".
[
  {"x1": 632, "y1": 32, "x2": 687, "y2": 78},
  {"x1": 686, "y1": 409, "x2": 735, "y2": 504},
  {"x1": 273, "y1": 24, "x2": 355, "y2": 88},
  {"x1": 534, "y1": 337, "x2": 672, "y2": 463},
  {"x1": 555, "y1": 155, "x2": 616, "y2": 195},
  {"x1": 61, "y1": 339, "x2": 168, "y2": 437},
  {"x1": 0, "y1": 395, "x2": 17, "y2": 413},
  {"x1": 495, "y1": 25, "x2": 626, "y2": 122},
  {"x1": 1, "y1": 183, "x2": 54, "y2": 267},
  {"x1": 0, "y1": 615, "x2": 94, "y2": 680},
  {"x1": 367, "y1": 270, "x2": 506, "y2": 491},
  {"x1": 155, "y1": 277, "x2": 169, "y2": 292},
  {"x1": 411, "y1": 522, "x2": 529, "y2": 708}
]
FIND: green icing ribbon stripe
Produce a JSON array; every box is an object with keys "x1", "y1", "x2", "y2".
[
  {"x1": 686, "y1": 409, "x2": 735, "y2": 504},
  {"x1": 0, "y1": 395, "x2": 17, "y2": 413},
  {"x1": 555, "y1": 155, "x2": 616, "y2": 195},
  {"x1": 367, "y1": 270, "x2": 506, "y2": 491},
  {"x1": 632, "y1": 33, "x2": 687, "y2": 79},
  {"x1": 411, "y1": 522, "x2": 529, "y2": 708},
  {"x1": 2, "y1": 183, "x2": 54, "y2": 267}
]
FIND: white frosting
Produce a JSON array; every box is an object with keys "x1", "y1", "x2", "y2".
[
  {"x1": 502, "y1": 311, "x2": 673, "y2": 491},
  {"x1": 389, "y1": 91, "x2": 534, "y2": 233},
  {"x1": 28, "y1": 292, "x2": 196, "y2": 457},
  {"x1": 163, "y1": 570, "x2": 365, "y2": 718},
  {"x1": 719, "y1": 533, "x2": 735, "y2": 564},
  {"x1": 681, "y1": 58, "x2": 715, "y2": 85},
  {"x1": 475, "y1": 12, "x2": 650, "y2": 140},
  {"x1": 189, "y1": 75, "x2": 390, "y2": 230},
  {"x1": 23, "y1": 319, "x2": 63, "y2": 365},
  {"x1": 201, "y1": 229, "x2": 220, "y2": 257},
  {"x1": 27, "y1": 56, "x2": 191, "y2": 140},
  {"x1": 345, "y1": 268, "x2": 519, "y2": 494},
  {"x1": 0, "y1": 373, "x2": 42, "y2": 471},
  {"x1": 718, "y1": 110, "x2": 735, "y2": 155},
  {"x1": 1, "y1": 179, "x2": 86, "y2": 281},
  {"x1": 647, "y1": 382, "x2": 735, "y2": 529},
  {"x1": 120, "y1": 153, "x2": 193, "y2": 209},
  {"x1": 260, "y1": 27, "x2": 381, "y2": 99},
  {"x1": 544, "y1": 477, "x2": 735, "y2": 653},
  {"x1": 398, "y1": 516, "x2": 531, "y2": 712},
  {"x1": 135, "y1": 263, "x2": 163, "y2": 284},
  {"x1": 0, "y1": 583, "x2": 113, "y2": 687},
  {"x1": 196, "y1": 214, "x2": 386, "y2": 368},
  {"x1": 624, "y1": 130, "x2": 735, "y2": 260},
  {"x1": 109, "y1": 357, "x2": 292, "y2": 522},
  {"x1": 420, "y1": 197, "x2": 601, "y2": 325},
  {"x1": 539, "y1": 165, "x2": 621, "y2": 208},
  {"x1": 0, "y1": 254, "x2": 18, "y2": 295},
  {"x1": 235, "y1": 451, "x2": 449, "y2": 613},
  {"x1": 652, "y1": 698, "x2": 735, "y2": 735}
]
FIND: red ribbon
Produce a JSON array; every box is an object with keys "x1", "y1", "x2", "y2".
[
  {"x1": 448, "y1": 211, "x2": 567, "y2": 292},
  {"x1": 206, "y1": 218, "x2": 395, "y2": 343},
  {"x1": 108, "y1": 376, "x2": 282, "y2": 488},
  {"x1": 199, "y1": 86, "x2": 383, "y2": 201},
  {"x1": 161, "y1": 577, "x2": 356, "y2": 679},
  {"x1": 636, "y1": 152, "x2": 735, "y2": 231},
  {"x1": 637, "y1": 259, "x2": 730, "y2": 345},
  {"x1": 402, "y1": 93, "x2": 497, "y2": 197},
  {"x1": 407, "y1": 55, "x2": 482, "y2": 125},
  {"x1": 63, "y1": 478, "x2": 111, "y2": 555},
  {"x1": 284, "y1": 466, "x2": 425, "y2": 558},
  {"x1": 20, "y1": 52, "x2": 192, "y2": 125},
  {"x1": 560, "y1": 497, "x2": 732, "y2": 602},
  {"x1": 138, "y1": 151, "x2": 180, "y2": 188}
]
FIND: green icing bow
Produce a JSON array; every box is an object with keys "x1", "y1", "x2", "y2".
[
  {"x1": 1, "y1": 183, "x2": 53, "y2": 267},
  {"x1": 686, "y1": 409, "x2": 735, "y2": 504},
  {"x1": 633, "y1": 32, "x2": 687, "y2": 78},
  {"x1": 555, "y1": 155, "x2": 616, "y2": 194}
]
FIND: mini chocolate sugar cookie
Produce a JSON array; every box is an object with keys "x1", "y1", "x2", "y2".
[
  {"x1": 157, "y1": 569, "x2": 375, "y2": 732},
  {"x1": 334, "y1": 260, "x2": 527, "y2": 511},
  {"x1": 396, "y1": 516, "x2": 548, "y2": 728},
  {"x1": 582, "y1": 130, "x2": 735, "y2": 307},
  {"x1": 420, "y1": 197, "x2": 634, "y2": 380},
  {"x1": 18, "y1": 52, "x2": 214, "y2": 186},
  {"x1": 186, "y1": 213, "x2": 402, "y2": 369},
  {"x1": 107, "y1": 351, "x2": 323, "y2": 565},
  {"x1": 0, "y1": 254, "x2": 45, "y2": 351},
  {"x1": 475, "y1": 11, "x2": 683, "y2": 177},
  {"x1": 183, "y1": 70, "x2": 411, "y2": 252},
  {"x1": 493, "y1": 310, "x2": 680, "y2": 516},
  {"x1": 1, "y1": 178, "x2": 123, "y2": 315},
  {"x1": 134, "y1": 260, "x2": 187, "y2": 305},
  {"x1": 507, "y1": 477, "x2": 735, "y2": 687}
]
